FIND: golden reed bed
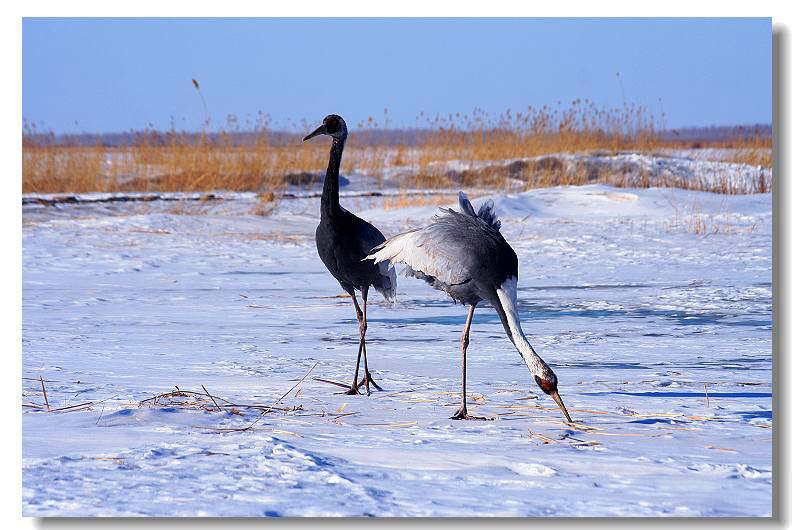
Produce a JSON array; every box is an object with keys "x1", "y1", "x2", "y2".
[{"x1": 23, "y1": 102, "x2": 771, "y2": 196}]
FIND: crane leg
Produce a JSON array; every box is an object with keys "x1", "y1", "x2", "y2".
[
  {"x1": 451, "y1": 303, "x2": 488, "y2": 421},
  {"x1": 344, "y1": 292, "x2": 365, "y2": 396},
  {"x1": 358, "y1": 286, "x2": 383, "y2": 394}
]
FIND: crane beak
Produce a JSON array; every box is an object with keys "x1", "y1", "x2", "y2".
[
  {"x1": 303, "y1": 124, "x2": 327, "y2": 141},
  {"x1": 550, "y1": 390, "x2": 573, "y2": 423}
]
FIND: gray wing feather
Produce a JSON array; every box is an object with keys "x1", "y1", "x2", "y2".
[
  {"x1": 459, "y1": 191, "x2": 501, "y2": 231},
  {"x1": 367, "y1": 221, "x2": 474, "y2": 286},
  {"x1": 476, "y1": 199, "x2": 501, "y2": 231},
  {"x1": 368, "y1": 203, "x2": 502, "y2": 286},
  {"x1": 458, "y1": 191, "x2": 477, "y2": 217}
]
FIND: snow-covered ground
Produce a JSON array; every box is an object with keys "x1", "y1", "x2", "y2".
[{"x1": 22, "y1": 182, "x2": 772, "y2": 516}]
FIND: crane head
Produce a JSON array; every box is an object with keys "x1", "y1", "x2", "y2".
[
  {"x1": 534, "y1": 373, "x2": 572, "y2": 423},
  {"x1": 303, "y1": 114, "x2": 348, "y2": 141}
]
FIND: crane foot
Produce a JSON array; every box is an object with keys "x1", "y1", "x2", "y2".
[
  {"x1": 312, "y1": 377, "x2": 367, "y2": 396},
  {"x1": 450, "y1": 407, "x2": 492, "y2": 421},
  {"x1": 358, "y1": 372, "x2": 383, "y2": 392}
]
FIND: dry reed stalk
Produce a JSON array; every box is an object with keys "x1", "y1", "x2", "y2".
[
  {"x1": 202, "y1": 384, "x2": 222, "y2": 411},
  {"x1": 705, "y1": 445, "x2": 736, "y2": 452},
  {"x1": 24, "y1": 390, "x2": 117, "y2": 414},
  {"x1": 268, "y1": 429, "x2": 302, "y2": 437},
  {"x1": 205, "y1": 361, "x2": 319, "y2": 433},
  {"x1": 625, "y1": 413, "x2": 680, "y2": 418},
  {"x1": 570, "y1": 440, "x2": 601, "y2": 447},
  {"x1": 330, "y1": 412, "x2": 360, "y2": 420},
  {"x1": 40, "y1": 376, "x2": 50, "y2": 411},
  {"x1": 556, "y1": 421, "x2": 600, "y2": 432},
  {"x1": 313, "y1": 377, "x2": 353, "y2": 389},
  {"x1": 140, "y1": 387, "x2": 297, "y2": 413},
  {"x1": 48, "y1": 401, "x2": 97, "y2": 413},
  {"x1": 526, "y1": 429, "x2": 559, "y2": 444}
]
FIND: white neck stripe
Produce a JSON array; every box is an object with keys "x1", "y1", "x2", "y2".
[{"x1": 495, "y1": 277, "x2": 546, "y2": 377}]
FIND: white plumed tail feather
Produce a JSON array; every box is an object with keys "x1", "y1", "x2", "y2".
[{"x1": 367, "y1": 229, "x2": 421, "y2": 268}]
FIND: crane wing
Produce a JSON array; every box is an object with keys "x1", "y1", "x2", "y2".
[
  {"x1": 343, "y1": 210, "x2": 398, "y2": 303},
  {"x1": 367, "y1": 192, "x2": 505, "y2": 288},
  {"x1": 366, "y1": 222, "x2": 474, "y2": 286},
  {"x1": 459, "y1": 191, "x2": 501, "y2": 231}
]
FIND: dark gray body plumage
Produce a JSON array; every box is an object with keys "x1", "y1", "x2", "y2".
[
  {"x1": 316, "y1": 208, "x2": 394, "y2": 297},
  {"x1": 310, "y1": 114, "x2": 395, "y2": 301}
]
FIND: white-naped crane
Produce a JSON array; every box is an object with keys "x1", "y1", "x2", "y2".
[
  {"x1": 304, "y1": 114, "x2": 396, "y2": 396},
  {"x1": 367, "y1": 192, "x2": 572, "y2": 421}
]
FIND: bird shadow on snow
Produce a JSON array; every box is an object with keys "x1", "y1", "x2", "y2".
[
  {"x1": 582, "y1": 390, "x2": 771, "y2": 398},
  {"x1": 367, "y1": 314, "x2": 494, "y2": 326},
  {"x1": 513, "y1": 305, "x2": 770, "y2": 328},
  {"x1": 366, "y1": 305, "x2": 769, "y2": 329}
]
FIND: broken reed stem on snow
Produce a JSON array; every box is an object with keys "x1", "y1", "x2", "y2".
[
  {"x1": 272, "y1": 361, "x2": 320, "y2": 406},
  {"x1": 313, "y1": 377, "x2": 354, "y2": 389},
  {"x1": 24, "y1": 392, "x2": 118, "y2": 414},
  {"x1": 139, "y1": 387, "x2": 300, "y2": 414},
  {"x1": 203, "y1": 360, "x2": 320, "y2": 433},
  {"x1": 40, "y1": 376, "x2": 50, "y2": 411},
  {"x1": 201, "y1": 384, "x2": 222, "y2": 411}
]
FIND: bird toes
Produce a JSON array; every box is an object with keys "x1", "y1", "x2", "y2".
[{"x1": 450, "y1": 408, "x2": 492, "y2": 421}]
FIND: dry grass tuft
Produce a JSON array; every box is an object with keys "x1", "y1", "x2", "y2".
[{"x1": 664, "y1": 194, "x2": 760, "y2": 236}]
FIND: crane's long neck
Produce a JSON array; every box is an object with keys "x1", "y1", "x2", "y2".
[
  {"x1": 491, "y1": 277, "x2": 549, "y2": 377},
  {"x1": 321, "y1": 136, "x2": 346, "y2": 220}
]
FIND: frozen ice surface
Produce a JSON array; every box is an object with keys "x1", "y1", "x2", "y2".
[{"x1": 22, "y1": 184, "x2": 772, "y2": 516}]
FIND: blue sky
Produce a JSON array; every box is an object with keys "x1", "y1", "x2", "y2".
[{"x1": 22, "y1": 17, "x2": 771, "y2": 134}]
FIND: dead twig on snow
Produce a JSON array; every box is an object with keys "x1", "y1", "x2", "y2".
[
  {"x1": 202, "y1": 384, "x2": 222, "y2": 411},
  {"x1": 40, "y1": 376, "x2": 50, "y2": 411}
]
